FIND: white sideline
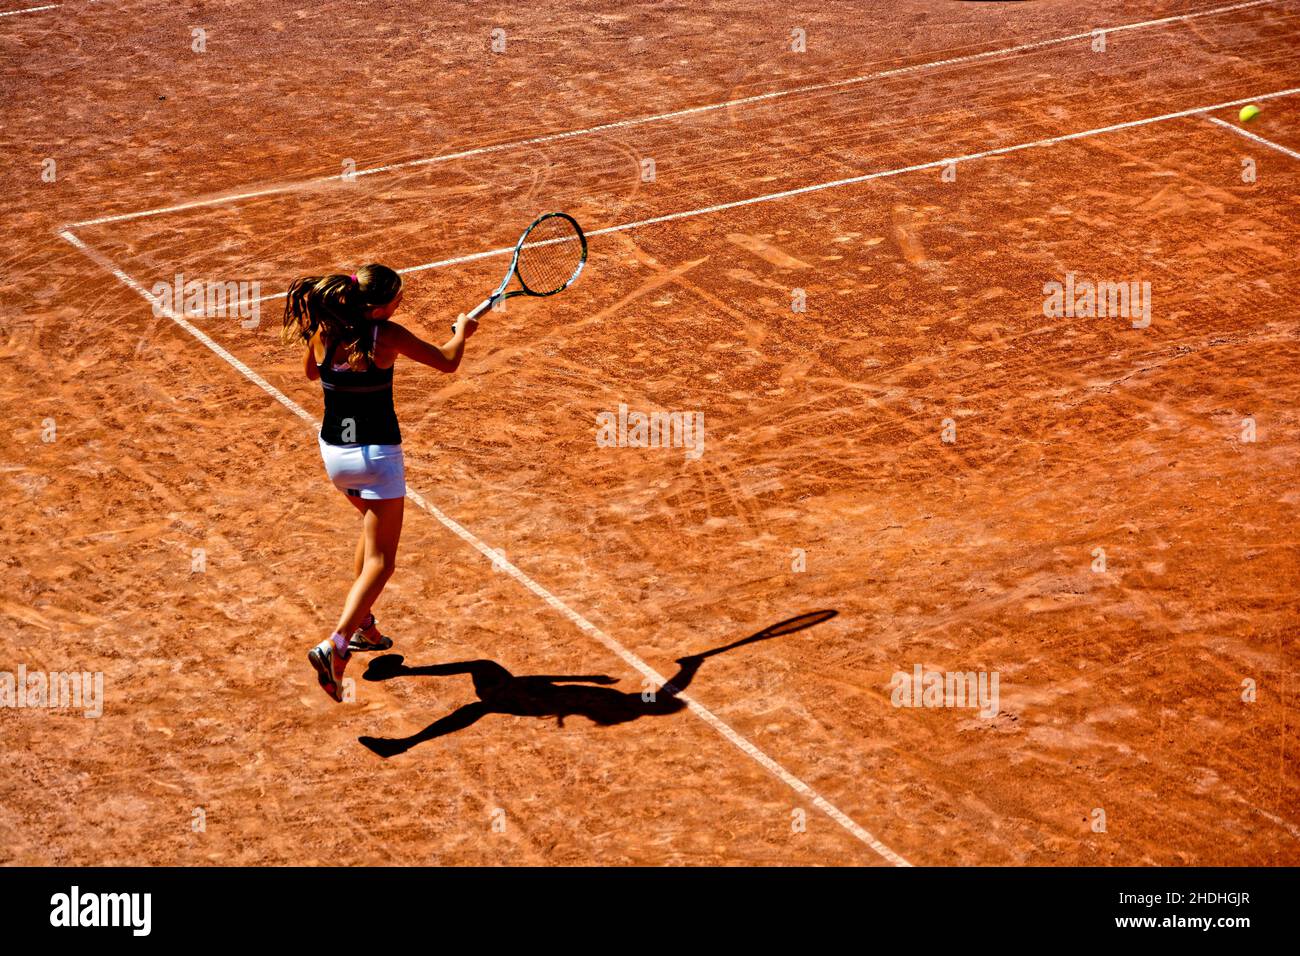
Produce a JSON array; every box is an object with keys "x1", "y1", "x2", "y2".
[
  {"x1": 64, "y1": 0, "x2": 1288, "y2": 230},
  {"x1": 57, "y1": 227, "x2": 913, "y2": 866},
  {"x1": 234, "y1": 84, "x2": 1300, "y2": 303},
  {"x1": 1206, "y1": 115, "x2": 1300, "y2": 159},
  {"x1": 0, "y1": 4, "x2": 59, "y2": 15}
]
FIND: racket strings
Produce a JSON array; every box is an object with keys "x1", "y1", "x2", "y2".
[{"x1": 516, "y1": 217, "x2": 584, "y2": 295}]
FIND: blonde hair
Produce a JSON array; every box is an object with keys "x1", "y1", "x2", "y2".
[{"x1": 281, "y1": 264, "x2": 402, "y2": 366}]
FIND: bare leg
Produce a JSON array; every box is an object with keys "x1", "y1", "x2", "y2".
[
  {"x1": 353, "y1": 524, "x2": 366, "y2": 578},
  {"x1": 333, "y1": 496, "x2": 404, "y2": 640},
  {"x1": 344, "y1": 496, "x2": 373, "y2": 631},
  {"x1": 351, "y1": 521, "x2": 372, "y2": 629}
]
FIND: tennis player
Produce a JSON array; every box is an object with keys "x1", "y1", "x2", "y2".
[{"x1": 282, "y1": 264, "x2": 477, "y2": 702}]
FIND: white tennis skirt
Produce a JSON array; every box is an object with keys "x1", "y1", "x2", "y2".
[{"x1": 317, "y1": 435, "x2": 406, "y2": 500}]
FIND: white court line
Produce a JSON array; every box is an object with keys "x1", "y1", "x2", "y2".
[
  {"x1": 64, "y1": 0, "x2": 1289, "y2": 230},
  {"x1": 235, "y1": 85, "x2": 1300, "y2": 303},
  {"x1": 0, "y1": 4, "x2": 59, "y2": 15},
  {"x1": 57, "y1": 227, "x2": 912, "y2": 866},
  {"x1": 1206, "y1": 115, "x2": 1300, "y2": 159}
]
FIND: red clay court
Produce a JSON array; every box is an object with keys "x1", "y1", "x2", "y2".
[{"x1": 2, "y1": 0, "x2": 1298, "y2": 866}]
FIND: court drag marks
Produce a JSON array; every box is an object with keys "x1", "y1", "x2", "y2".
[{"x1": 3, "y1": 0, "x2": 1298, "y2": 864}]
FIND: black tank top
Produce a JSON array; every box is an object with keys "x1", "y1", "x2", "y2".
[{"x1": 318, "y1": 327, "x2": 401, "y2": 446}]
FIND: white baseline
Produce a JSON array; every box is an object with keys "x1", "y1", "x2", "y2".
[{"x1": 65, "y1": 0, "x2": 1287, "y2": 229}]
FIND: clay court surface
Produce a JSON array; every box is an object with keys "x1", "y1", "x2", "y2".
[{"x1": 2, "y1": 0, "x2": 1298, "y2": 866}]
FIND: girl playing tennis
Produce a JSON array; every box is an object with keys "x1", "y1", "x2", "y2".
[{"x1": 282, "y1": 264, "x2": 477, "y2": 702}]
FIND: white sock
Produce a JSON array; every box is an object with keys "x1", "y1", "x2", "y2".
[{"x1": 330, "y1": 631, "x2": 350, "y2": 656}]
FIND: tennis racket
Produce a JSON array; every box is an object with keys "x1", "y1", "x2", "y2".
[{"x1": 454, "y1": 211, "x2": 587, "y2": 330}]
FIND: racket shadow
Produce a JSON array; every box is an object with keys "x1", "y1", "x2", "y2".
[{"x1": 356, "y1": 609, "x2": 838, "y2": 758}]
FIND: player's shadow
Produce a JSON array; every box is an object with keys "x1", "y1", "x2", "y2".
[{"x1": 357, "y1": 609, "x2": 837, "y2": 758}]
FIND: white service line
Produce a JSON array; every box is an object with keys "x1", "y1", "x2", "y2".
[
  {"x1": 0, "y1": 4, "x2": 60, "y2": 15},
  {"x1": 1206, "y1": 114, "x2": 1300, "y2": 159},
  {"x1": 57, "y1": 227, "x2": 912, "y2": 867},
  {"x1": 252, "y1": 242, "x2": 523, "y2": 302},
  {"x1": 238, "y1": 84, "x2": 1300, "y2": 302},
  {"x1": 65, "y1": 0, "x2": 1289, "y2": 230}
]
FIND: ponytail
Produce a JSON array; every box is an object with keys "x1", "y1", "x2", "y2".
[{"x1": 281, "y1": 264, "x2": 402, "y2": 367}]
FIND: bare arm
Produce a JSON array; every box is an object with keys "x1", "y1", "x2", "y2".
[
  {"x1": 303, "y1": 339, "x2": 320, "y2": 381},
  {"x1": 383, "y1": 315, "x2": 477, "y2": 373}
]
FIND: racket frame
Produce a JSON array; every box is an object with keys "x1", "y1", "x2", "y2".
[{"x1": 459, "y1": 212, "x2": 587, "y2": 328}]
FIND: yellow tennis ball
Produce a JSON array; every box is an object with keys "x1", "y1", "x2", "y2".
[{"x1": 1239, "y1": 104, "x2": 1261, "y2": 123}]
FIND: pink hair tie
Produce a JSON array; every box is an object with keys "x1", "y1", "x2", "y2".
[{"x1": 349, "y1": 273, "x2": 358, "y2": 283}]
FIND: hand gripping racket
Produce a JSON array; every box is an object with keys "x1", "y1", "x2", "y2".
[{"x1": 454, "y1": 212, "x2": 587, "y2": 330}]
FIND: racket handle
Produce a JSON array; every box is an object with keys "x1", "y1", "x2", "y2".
[{"x1": 452, "y1": 296, "x2": 494, "y2": 332}]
